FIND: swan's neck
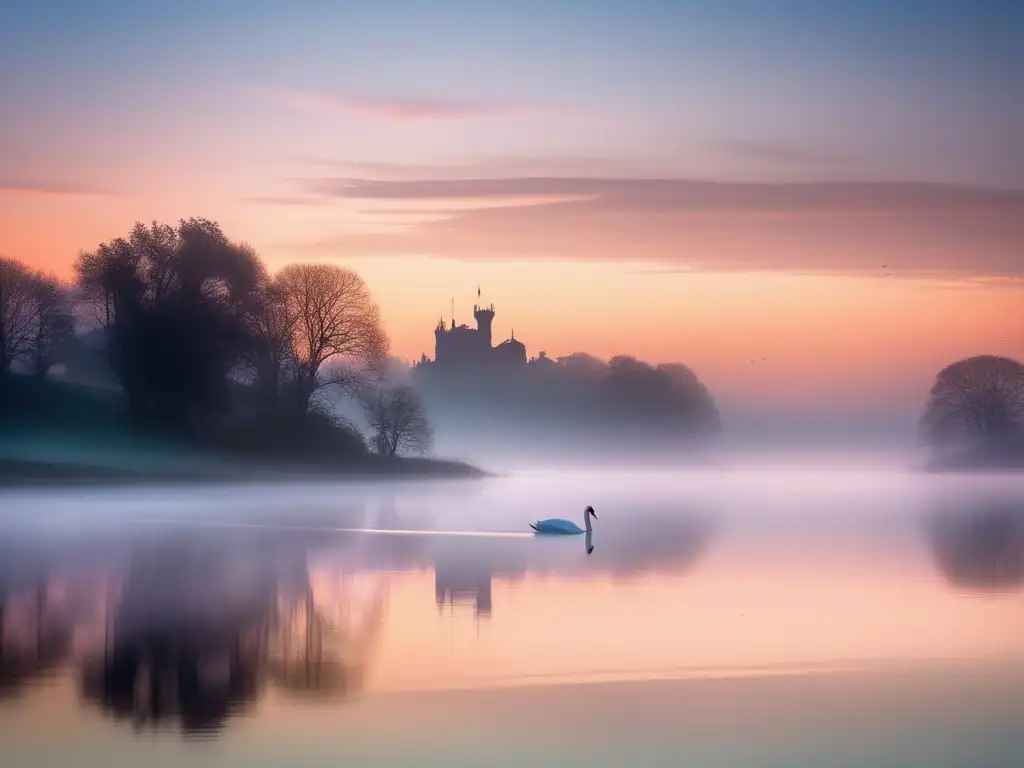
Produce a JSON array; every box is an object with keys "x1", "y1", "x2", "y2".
[{"x1": 584, "y1": 513, "x2": 592, "y2": 533}]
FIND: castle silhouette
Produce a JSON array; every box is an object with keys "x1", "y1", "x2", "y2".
[{"x1": 431, "y1": 293, "x2": 528, "y2": 367}]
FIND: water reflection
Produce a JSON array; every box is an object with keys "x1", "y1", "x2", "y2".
[
  {"x1": 7, "y1": 485, "x2": 1024, "y2": 742},
  {"x1": 0, "y1": 562, "x2": 113, "y2": 700},
  {"x1": 926, "y1": 500, "x2": 1024, "y2": 594},
  {"x1": 266, "y1": 562, "x2": 386, "y2": 701},
  {"x1": 78, "y1": 537, "x2": 276, "y2": 734},
  {"x1": 1, "y1": 581, "x2": 74, "y2": 699},
  {"x1": 426, "y1": 507, "x2": 714, "y2": 619},
  {"x1": 67, "y1": 535, "x2": 390, "y2": 735},
  {"x1": 0, "y1": 502, "x2": 716, "y2": 735}
]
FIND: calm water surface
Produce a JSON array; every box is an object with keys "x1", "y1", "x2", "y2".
[{"x1": 1, "y1": 467, "x2": 1022, "y2": 766}]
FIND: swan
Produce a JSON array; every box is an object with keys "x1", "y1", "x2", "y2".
[{"x1": 530, "y1": 506, "x2": 597, "y2": 535}]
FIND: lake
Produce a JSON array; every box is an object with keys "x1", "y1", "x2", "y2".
[{"x1": 1, "y1": 466, "x2": 1022, "y2": 766}]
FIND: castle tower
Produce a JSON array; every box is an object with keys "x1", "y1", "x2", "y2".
[
  {"x1": 434, "y1": 317, "x2": 449, "y2": 363},
  {"x1": 473, "y1": 286, "x2": 495, "y2": 348}
]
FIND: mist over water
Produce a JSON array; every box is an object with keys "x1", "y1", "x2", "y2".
[
  {"x1": 413, "y1": 386, "x2": 930, "y2": 470},
  {"x1": 1, "y1": 465, "x2": 1022, "y2": 766}
]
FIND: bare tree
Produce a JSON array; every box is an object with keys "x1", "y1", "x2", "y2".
[
  {"x1": 921, "y1": 355, "x2": 1024, "y2": 449},
  {"x1": 277, "y1": 264, "x2": 389, "y2": 415},
  {"x1": 0, "y1": 256, "x2": 36, "y2": 375},
  {"x1": 28, "y1": 272, "x2": 75, "y2": 377},
  {"x1": 360, "y1": 384, "x2": 433, "y2": 456},
  {"x1": 75, "y1": 239, "x2": 143, "y2": 333},
  {"x1": 242, "y1": 269, "x2": 296, "y2": 405}
]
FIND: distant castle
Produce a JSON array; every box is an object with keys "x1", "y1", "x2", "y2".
[
  {"x1": 434, "y1": 558, "x2": 492, "y2": 619},
  {"x1": 430, "y1": 290, "x2": 528, "y2": 367}
]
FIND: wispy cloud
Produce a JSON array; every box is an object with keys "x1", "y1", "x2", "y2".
[
  {"x1": 298, "y1": 177, "x2": 1021, "y2": 212},
  {"x1": 292, "y1": 155, "x2": 627, "y2": 180},
  {"x1": 287, "y1": 176, "x2": 1024, "y2": 277},
  {"x1": 242, "y1": 194, "x2": 332, "y2": 207},
  {"x1": 0, "y1": 181, "x2": 117, "y2": 199},
  {"x1": 709, "y1": 140, "x2": 856, "y2": 167},
  {"x1": 251, "y1": 86, "x2": 543, "y2": 121}
]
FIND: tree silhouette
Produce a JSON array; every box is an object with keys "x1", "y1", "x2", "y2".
[
  {"x1": 0, "y1": 257, "x2": 36, "y2": 376},
  {"x1": 276, "y1": 264, "x2": 389, "y2": 415},
  {"x1": 27, "y1": 272, "x2": 75, "y2": 376},
  {"x1": 557, "y1": 351, "x2": 607, "y2": 381},
  {"x1": 413, "y1": 348, "x2": 721, "y2": 453},
  {"x1": 920, "y1": 355, "x2": 1024, "y2": 452},
  {"x1": 75, "y1": 219, "x2": 262, "y2": 433},
  {"x1": 600, "y1": 356, "x2": 720, "y2": 431},
  {"x1": 360, "y1": 383, "x2": 433, "y2": 456},
  {"x1": 242, "y1": 268, "x2": 296, "y2": 407}
]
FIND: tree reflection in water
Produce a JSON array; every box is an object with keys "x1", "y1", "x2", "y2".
[
  {"x1": 266, "y1": 561, "x2": 387, "y2": 700},
  {"x1": 3, "y1": 501, "x2": 715, "y2": 719},
  {"x1": 77, "y1": 538, "x2": 388, "y2": 735},
  {"x1": 1, "y1": 572, "x2": 112, "y2": 700},
  {"x1": 1, "y1": 581, "x2": 72, "y2": 699},
  {"x1": 927, "y1": 501, "x2": 1024, "y2": 593}
]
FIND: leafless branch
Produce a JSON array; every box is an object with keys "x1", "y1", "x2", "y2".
[
  {"x1": 27, "y1": 271, "x2": 75, "y2": 376},
  {"x1": 276, "y1": 264, "x2": 389, "y2": 412},
  {"x1": 359, "y1": 383, "x2": 433, "y2": 456},
  {"x1": 0, "y1": 257, "x2": 38, "y2": 373}
]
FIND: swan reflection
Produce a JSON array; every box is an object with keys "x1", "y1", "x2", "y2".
[{"x1": 0, "y1": 499, "x2": 716, "y2": 733}]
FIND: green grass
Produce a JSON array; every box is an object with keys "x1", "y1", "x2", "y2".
[
  {"x1": 0, "y1": 374, "x2": 215, "y2": 472},
  {"x1": 0, "y1": 373, "x2": 484, "y2": 483}
]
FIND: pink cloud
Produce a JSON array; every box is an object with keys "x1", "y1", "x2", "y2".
[
  {"x1": 251, "y1": 86, "x2": 544, "y2": 120},
  {"x1": 0, "y1": 182, "x2": 116, "y2": 199},
  {"x1": 290, "y1": 155, "x2": 618, "y2": 180},
  {"x1": 286, "y1": 178, "x2": 1024, "y2": 277}
]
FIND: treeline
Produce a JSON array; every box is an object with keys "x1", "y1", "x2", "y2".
[
  {"x1": 413, "y1": 352, "x2": 721, "y2": 449},
  {"x1": 0, "y1": 257, "x2": 74, "y2": 378},
  {"x1": 2, "y1": 216, "x2": 730, "y2": 465},
  {"x1": 1, "y1": 218, "x2": 432, "y2": 459}
]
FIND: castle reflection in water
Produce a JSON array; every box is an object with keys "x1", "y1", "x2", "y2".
[
  {"x1": 435, "y1": 554, "x2": 493, "y2": 619},
  {"x1": 1, "y1": 496, "x2": 1021, "y2": 736}
]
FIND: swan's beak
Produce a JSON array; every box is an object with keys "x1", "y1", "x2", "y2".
[{"x1": 591, "y1": 510, "x2": 598, "y2": 519}]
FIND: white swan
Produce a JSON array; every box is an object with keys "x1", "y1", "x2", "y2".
[{"x1": 530, "y1": 506, "x2": 597, "y2": 535}]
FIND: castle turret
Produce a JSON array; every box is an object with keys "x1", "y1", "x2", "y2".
[
  {"x1": 434, "y1": 317, "x2": 449, "y2": 363},
  {"x1": 473, "y1": 303, "x2": 495, "y2": 348},
  {"x1": 429, "y1": 289, "x2": 523, "y2": 367}
]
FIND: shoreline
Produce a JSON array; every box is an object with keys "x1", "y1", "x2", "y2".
[{"x1": 0, "y1": 456, "x2": 489, "y2": 488}]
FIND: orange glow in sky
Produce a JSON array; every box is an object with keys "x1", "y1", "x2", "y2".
[
  {"x1": 1, "y1": 194, "x2": 1021, "y2": 409},
  {"x1": 2, "y1": 0, "x2": 1020, "y2": 413}
]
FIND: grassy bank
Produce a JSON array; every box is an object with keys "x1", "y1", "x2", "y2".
[
  {"x1": 0, "y1": 455, "x2": 487, "y2": 488},
  {"x1": 0, "y1": 375, "x2": 486, "y2": 487}
]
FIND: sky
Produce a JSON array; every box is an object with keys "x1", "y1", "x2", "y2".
[{"x1": 1, "y1": 0, "x2": 1022, "y2": 423}]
